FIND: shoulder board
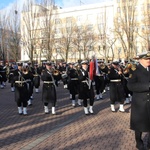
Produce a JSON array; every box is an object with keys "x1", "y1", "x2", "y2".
[
  {"x1": 129, "y1": 73, "x2": 132, "y2": 78},
  {"x1": 131, "y1": 65, "x2": 136, "y2": 71}
]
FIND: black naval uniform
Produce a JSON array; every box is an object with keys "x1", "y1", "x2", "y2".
[
  {"x1": 9, "y1": 64, "x2": 17, "y2": 92},
  {"x1": 0, "y1": 64, "x2": 7, "y2": 88},
  {"x1": 13, "y1": 68, "x2": 32, "y2": 115},
  {"x1": 67, "y1": 66, "x2": 79, "y2": 106},
  {"x1": 41, "y1": 68, "x2": 57, "y2": 114},
  {"x1": 108, "y1": 63, "x2": 125, "y2": 112},
  {"x1": 108, "y1": 66, "x2": 125, "y2": 104},
  {"x1": 127, "y1": 63, "x2": 150, "y2": 150},
  {"x1": 78, "y1": 67, "x2": 94, "y2": 114},
  {"x1": 33, "y1": 65, "x2": 41, "y2": 93},
  {"x1": 94, "y1": 64, "x2": 108, "y2": 100}
]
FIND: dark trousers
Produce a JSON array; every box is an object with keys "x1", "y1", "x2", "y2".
[
  {"x1": 17, "y1": 101, "x2": 27, "y2": 107},
  {"x1": 44, "y1": 102, "x2": 56, "y2": 107},
  {"x1": 83, "y1": 98, "x2": 94, "y2": 107},
  {"x1": 135, "y1": 131, "x2": 144, "y2": 150}
]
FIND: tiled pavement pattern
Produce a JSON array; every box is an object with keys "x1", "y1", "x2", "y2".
[{"x1": 0, "y1": 82, "x2": 149, "y2": 150}]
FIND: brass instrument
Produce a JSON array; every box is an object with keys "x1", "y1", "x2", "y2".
[
  {"x1": 22, "y1": 66, "x2": 29, "y2": 74},
  {"x1": 15, "y1": 71, "x2": 26, "y2": 87},
  {"x1": 74, "y1": 63, "x2": 81, "y2": 70},
  {"x1": 123, "y1": 63, "x2": 131, "y2": 74},
  {"x1": 100, "y1": 64, "x2": 106, "y2": 69},
  {"x1": 52, "y1": 69, "x2": 60, "y2": 76}
]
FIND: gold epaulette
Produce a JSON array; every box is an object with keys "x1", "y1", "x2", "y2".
[{"x1": 131, "y1": 64, "x2": 136, "y2": 71}]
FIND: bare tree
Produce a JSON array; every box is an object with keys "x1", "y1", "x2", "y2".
[
  {"x1": 73, "y1": 24, "x2": 96, "y2": 61},
  {"x1": 0, "y1": 13, "x2": 10, "y2": 63},
  {"x1": 37, "y1": 0, "x2": 55, "y2": 63},
  {"x1": 136, "y1": 2, "x2": 150, "y2": 52},
  {"x1": 95, "y1": 6, "x2": 116, "y2": 62},
  {"x1": 21, "y1": 0, "x2": 43, "y2": 65},
  {"x1": 114, "y1": 0, "x2": 138, "y2": 59},
  {"x1": 56, "y1": 17, "x2": 76, "y2": 62},
  {"x1": 6, "y1": 3, "x2": 21, "y2": 62}
]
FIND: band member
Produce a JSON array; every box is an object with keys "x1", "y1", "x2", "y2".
[
  {"x1": 41, "y1": 61, "x2": 57, "y2": 114},
  {"x1": 127, "y1": 51, "x2": 150, "y2": 150},
  {"x1": 9, "y1": 62, "x2": 17, "y2": 92},
  {"x1": 94, "y1": 60, "x2": 108, "y2": 100},
  {"x1": 33, "y1": 64, "x2": 41, "y2": 93},
  {"x1": 58, "y1": 62, "x2": 68, "y2": 89},
  {"x1": 67, "y1": 63, "x2": 79, "y2": 107},
  {"x1": 78, "y1": 60, "x2": 95, "y2": 115},
  {"x1": 23, "y1": 64, "x2": 34, "y2": 106},
  {"x1": 108, "y1": 60, "x2": 125, "y2": 112},
  {"x1": 123, "y1": 61, "x2": 132, "y2": 104},
  {"x1": 13, "y1": 63, "x2": 31, "y2": 115},
  {"x1": 0, "y1": 61, "x2": 7, "y2": 89},
  {"x1": 41, "y1": 61, "x2": 46, "y2": 72},
  {"x1": 52, "y1": 63, "x2": 61, "y2": 87},
  {"x1": 27, "y1": 62, "x2": 34, "y2": 100}
]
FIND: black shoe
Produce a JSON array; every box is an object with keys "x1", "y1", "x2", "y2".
[
  {"x1": 147, "y1": 143, "x2": 150, "y2": 149},
  {"x1": 136, "y1": 142, "x2": 145, "y2": 150}
]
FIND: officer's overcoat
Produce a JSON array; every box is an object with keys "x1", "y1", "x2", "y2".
[{"x1": 127, "y1": 64, "x2": 150, "y2": 132}]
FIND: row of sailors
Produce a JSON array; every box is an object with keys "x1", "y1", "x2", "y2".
[{"x1": 0, "y1": 59, "x2": 136, "y2": 115}]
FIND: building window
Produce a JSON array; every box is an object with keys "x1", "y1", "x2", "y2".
[
  {"x1": 117, "y1": 7, "x2": 121, "y2": 13},
  {"x1": 55, "y1": 28, "x2": 61, "y2": 34},
  {"x1": 141, "y1": 25, "x2": 145, "y2": 30},
  {"x1": 98, "y1": 13, "x2": 105, "y2": 23},
  {"x1": 87, "y1": 14, "x2": 93, "y2": 20},
  {"x1": 66, "y1": 27, "x2": 71, "y2": 33},
  {"x1": 128, "y1": 6, "x2": 132, "y2": 11},
  {"x1": 41, "y1": 30, "x2": 48, "y2": 38},
  {"x1": 141, "y1": 4, "x2": 144, "y2": 11},
  {"x1": 118, "y1": 47, "x2": 121, "y2": 53},
  {"x1": 77, "y1": 26, "x2": 83, "y2": 32},
  {"x1": 55, "y1": 38, "x2": 61, "y2": 44},
  {"x1": 56, "y1": 48, "x2": 61, "y2": 53},
  {"x1": 66, "y1": 17, "x2": 72, "y2": 24},
  {"x1": 147, "y1": 25, "x2": 150, "y2": 30},
  {"x1": 87, "y1": 24, "x2": 93, "y2": 30},
  {"x1": 55, "y1": 19, "x2": 61, "y2": 24},
  {"x1": 77, "y1": 16, "x2": 82, "y2": 21},
  {"x1": 147, "y1": 4, "x2": 150, "y2": 9}
]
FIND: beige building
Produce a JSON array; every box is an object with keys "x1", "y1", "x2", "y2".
[{"x1": 20, "y1": 0, "x2": 150, "y2": 63}]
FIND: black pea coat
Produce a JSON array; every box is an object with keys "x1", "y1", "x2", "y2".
[
  {"x1": 23, "y1": 71, "x2": 34, "y2": 99},
  {"x1": 94, "y1": 66, "x2": 105, "y2": 93},
  {"x1": 41, "y1": 69, "x2": 56, "y2": 104},
  {"x1": 108, "y1": 67, "x2": 125, "y2": 103},
  {"x1": 33, "y1": 67, "x2": 41, "y2": 88},
  {"x1": 0, "y1": 65, "x2": 7, "y2": 82},
  {"x1": 67, "y1": 68, "x2": 79, "y2": 95},
  {"x1": 8, "y1": 67, "x2": 16, "y2": 84},
  {"x1": 127, "y1": 64, "x2": 150, "y2": 132},
  {"x1": 13, "y1": 69, "x2": 29, "y2": 103}
]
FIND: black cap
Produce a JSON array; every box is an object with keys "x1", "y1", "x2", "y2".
[
  {"x1": 112, "y1": 59, "x2": 119, "y2": 65},
  {"x1": 138, "y1": 51, "x2": 150, "y2": 59},
  {"x1": 34, "y1": 63, "x2": 38, "y2": 66},
  {"x1": 28, "y1": 61, "x2": 32, "y2": 65},
  {"x1": 81, "y1": 60, "x2": 88, "y2": 65},
  {"x1": 97, "y1": 59, "x2": 104, "y2": 63},
  {"x1": 46, "y1": 61, "x2": 51, "y2": 66},
  {"x1": 17, "y1": 62, "x2": 23, "y2": 66}
]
